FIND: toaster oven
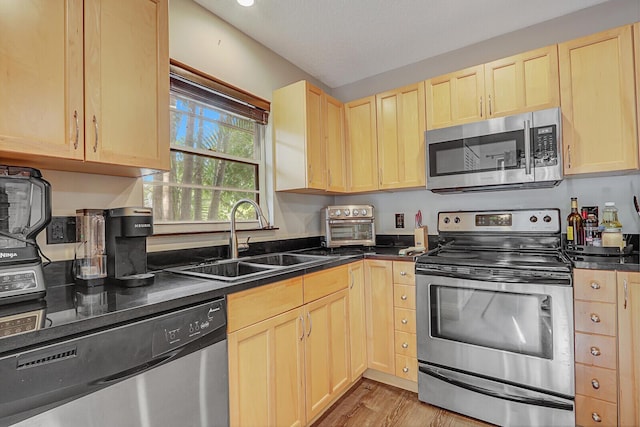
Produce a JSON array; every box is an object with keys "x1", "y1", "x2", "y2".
[{"x1": 322, "y1": 205, "x2": 375, "y2": 248}]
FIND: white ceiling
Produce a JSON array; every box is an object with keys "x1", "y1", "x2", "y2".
[{"x1": 194, "y1": 0, "x2": 610, "y2": 88}]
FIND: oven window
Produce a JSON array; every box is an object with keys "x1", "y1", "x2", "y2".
[
  {"x1": 429, "y1": 130, "x2": 524, "y2": 177},
  {"x1": 430, "y1": 285, "x2": 553, "y2": 359},
  {"x1": 329, "y1": 223, "x2": 373, "y2": 242}
]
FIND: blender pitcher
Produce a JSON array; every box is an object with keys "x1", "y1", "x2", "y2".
[{"x1": 75, "y1": 209, "x2": 106, "y2": 286}]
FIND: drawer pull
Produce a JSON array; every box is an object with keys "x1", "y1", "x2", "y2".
[
  {"x1": 590, "y1": 282, "x2": 600, "y2": 290},
  {"x1": 402, "y1": 367, "x2": 409, "y2": 373},
  {"x1": 402, "y1": 342, "x2": 409, "y2": 349},
  {"x1": 592, "y1": 412, "x2": 602, "y2": 423},
  {"x1": 401, "y1": 294, "x2": 408, "y2": 301},
  {"x1": 400, "y1": 271, "x2": 407, "y2": 276},
  {"x1": 401, "y1": 319, "x2": 408, "y2": 325},
  {"x1": 591, "y1": 378, "x2": 600, "y2": 389},
  {"x1": 590, "y1": 313, "x2": 601, "y2": 323},
  {"x1": 590, "y1": 346, "x2": 601, "y2": 357}
]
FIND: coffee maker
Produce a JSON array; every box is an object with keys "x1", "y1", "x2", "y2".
[
  {"x1": 0, "y1": 165, "x2": 51, "y2": 305},
  {"x1": 105, "y1": 207, "x2": 154, "y2": 287}
]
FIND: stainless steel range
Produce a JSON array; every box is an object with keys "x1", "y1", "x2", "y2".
[{"x1": 415, "y1": 209, "x2": 574, "y2": 427}]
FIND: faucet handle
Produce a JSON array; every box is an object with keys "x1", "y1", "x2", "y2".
[{"x1": 238, "y1": 236, "x2": 251, "y2": 252}]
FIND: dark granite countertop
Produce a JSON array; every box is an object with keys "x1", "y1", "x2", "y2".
[
  {"x1": 567, "y1": 252, "x2": 640, "y2": 272},
  {"x1": 0, "y1": 246, "x2": 415, "y2": 355}
]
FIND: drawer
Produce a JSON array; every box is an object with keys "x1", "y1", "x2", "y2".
[
  {"x1": 394, "y1": 307, "x2": 416, "y2": 334},
  {"x1": 394, "y1": 330, "x2": 417, "y2": 357},
  {"x1": 228, "y1": 277, "x2": 303, "y2": 332},
  {"x1": 575, "y1": 394, "x2": 617, "y2": 427},
  {"x1": 575, "y1": 332, "x2": 617, "y2": 370},
  {"x1": 574, "y1": 301, "x2": 616, "y2": 336},
  {"x1": 393, "y1": 261, "x2": 415, "y2": 285},
  {"x1": 303, "y1": 264, "x2": 348, "y2": 303},
  {"x1": 395, "y1": 354, "x2": 418, "y2": 382},
  {"x1": 393, "y1": 284, "x2": 416, "y2": 309},
  {"x1": 575, "y1": 363, "x2": 617, "y2": 403},
  {"x1": 574, "y1": 269, "x2": 617, "y2": 303}
]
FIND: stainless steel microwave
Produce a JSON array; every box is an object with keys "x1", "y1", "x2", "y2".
[{"x1": 426, "y1": 107, "x2": 562, "y2": 193}]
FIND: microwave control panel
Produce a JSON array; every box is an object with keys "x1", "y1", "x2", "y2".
[{"x1": 532, "y1": 125, "x2": 558, "y2": 166}]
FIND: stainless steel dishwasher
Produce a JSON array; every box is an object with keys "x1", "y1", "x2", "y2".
[{"x1": 0, "y1": 297, "x2": 229, "y2": 427}]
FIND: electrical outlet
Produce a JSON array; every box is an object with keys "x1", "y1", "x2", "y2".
[
  {"x1": 46, "y1": 216, "x2": 77, "y2": 244},
  {"x1": 395, "y1": 213, "x2": 405, "y2": 229}
]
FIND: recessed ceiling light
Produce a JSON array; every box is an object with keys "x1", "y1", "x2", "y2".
[{"x1": 237, "y1": 0, "x2": 254, "y2": 6}]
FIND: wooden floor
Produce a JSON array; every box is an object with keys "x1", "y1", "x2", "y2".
[{"x1": 312, "y1": 378, "x2": 493, "y2": 427}]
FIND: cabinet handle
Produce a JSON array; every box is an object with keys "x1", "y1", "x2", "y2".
[
  {"x1": 479, "y1": 96, "x2": 483, "y2": 118},
  {"x1": 92, "y1": 115, "x2": 99, "y2": 152},
  {"x1": 401, "y1": 294, "x2": 408, "y2": 301},
  {"x1": 299, "y1": 315, "x2": 305, "y2": 341},
  {"x1": 624, "y1": 279, "x2": 628, "y2": 310},
  {"x1": 401, "y1": 318, "x2": 408, "y2": 325},
  {"x1": 590, "y1": 282, "x2": 600, "y2": 290},
  {"x1": 73, "y1": 110, "x2": 79, "y2": 149},
  {"x1": 590, "y1": 313, "x2": 601, "y2": 323},
  {"x1": 402, "y1": 342, "x2": 409, "y2": 349},
  {"x1": 307, "y1": 312, "x2": 312, "y2": 337},
  {"x1": 350, "y1": 270, "x2": 354, "y2": 289},
  {"x1": 402, "y1": 367, "x2": 409, "y2": 373},
  {"x1": 400, "y1": 271, "x2": 407, "y2": 276},
  {"x1": 591, "y1": 378, "x2": 600, "y2": 390},
  {"x1": 379, "y1": 168, "x2": 382, "y2": 185},
  {"x1": 308, "y1": 165, "x2": 312, "y2": 184},
  {"x1": 567, "y1": 145, "x2": 571, "y2": 169},
  {"x1": 590, "y1": 346, "x2": 601, "y2": 357},
  {"x1": 328, "y1": 169, "x2": 332, "y2": 186},
  {"x1": 488, "y1": 94, "x2": 492, "y2": 116},
  {"x1": 592, "y1": 412, "x2": 602, "y2": 423}
]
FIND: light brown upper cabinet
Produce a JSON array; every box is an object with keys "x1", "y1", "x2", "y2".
[
  {"x1": 345, "y1": 96, "x2": 379, "y2": 192},
  {"x1": 376, "y1": 83, "x2": 426, "y2": 189},
  {"x1": 559, "y1": 24, "x2": 638, "y2": 175},
  {"x1": 425, "y1": 45, "x2": 560, "y2": 130},
  {"x1": 273, "y1": 81, "x2": 347, "y2": 193},
  {"x1": 0, "y1": 0, "x2": 170, "y2": 177}
]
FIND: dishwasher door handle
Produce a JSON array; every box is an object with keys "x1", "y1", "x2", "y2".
[{"x1": 95, "y1": 351, "x2": 179, "y2": 385}]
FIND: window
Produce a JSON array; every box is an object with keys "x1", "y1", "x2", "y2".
[{"x1": 143, "y1": 61, "x2": 270, "y2": 233}]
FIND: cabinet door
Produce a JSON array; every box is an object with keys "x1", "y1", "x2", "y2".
[
  {"x1": 345, "y1": 96, "x2": 378, "y2": 192},
  {"x1": 376, "y1": 83, "x2": 426, "y2": 189},
  {"x1": 84, "y1": 0, "x2": 169, "y2": 170},
  {"x1": 306, "y1": 84, "x2": 326, "y2": 189},
  {"x1": 618, "y1": 271, "x2": 640, "y2": 427},
  {"x1": 425, "y1": 65, "x2": 484, "y2": 129},
  {"x1": 325, "y1": 94, "x2": 347, "y2": 192},
  {"x1": 348, "y1": 261, "x2": 367, "y2": 381},
  {"x1": 485, "y1": 45, "x2": 559, "y2": 118},
  {"x1": 559, "y1": 25, "x2": 638, "y2": 175},
  {"x1": 0, "y1": 0, "x2": 84, "y2": 160},
  {"x1": 364, "y1": 259, "x2": 395, "y2": 374},
  {"x1": 304, "y1": 289, "x2": 350, "y2": 421},
  {"x1": 228, "y1": 307, "x2": 305, "y2": 427}
]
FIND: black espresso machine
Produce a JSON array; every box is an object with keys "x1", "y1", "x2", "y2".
[{"x1": 0, "y1": 166, "x2": 51, "y2": 305}]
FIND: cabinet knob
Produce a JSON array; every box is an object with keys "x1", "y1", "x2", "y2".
[
  {"x1": 592, "y1": 412, "x2": 602, "y2": 423},
  {"x1": 401, "y1": 319, "x2": 408, "y2": 325},
  {"x1": 402, "y1": 367, "x2": 409, "y2": 373},
  {"x1": 590, "y1": 313, "x2": 601, "y2": 323},
  {"x1": 400, "y1": 271, "x2": 407, "y2": 276},
  {"x1": 402, "y1": 342, "x2": 409, "y2": 349},
  {"x1": 401, "y1": 295, "x2": 408, "y2": 301},
  {"x1": 591, "y1": 379, "x2": 600, "y2": 390},
  {"x1": 590, "y1": 282, "x2": 600, "y2": 290},
  {"x1": 590, "y1": 346, "x2": 601, "y2": 357}
]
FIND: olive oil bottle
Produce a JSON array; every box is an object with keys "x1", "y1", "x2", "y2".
[{"x1": 567, "y1": 197, "x2": 584, "y2": 245}]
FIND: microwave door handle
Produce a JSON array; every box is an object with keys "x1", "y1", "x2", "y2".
[{"x1": 524, "y1": 119, "x2": 532, "y2": 175}]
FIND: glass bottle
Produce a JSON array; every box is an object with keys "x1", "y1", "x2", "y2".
[
  {"x1": 567, "y1": 197, "x2": 584, "y2": 246},
  {"x1": 584, "y1": 214, "x2": 600, "y2": 246},
  {"x1": 601, "y1": 202, "x2": 623, "y2": 248}
]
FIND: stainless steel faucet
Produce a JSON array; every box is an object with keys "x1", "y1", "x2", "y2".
[{"x1": 229, "y1": 198, "x2": 269, "y2": 259}]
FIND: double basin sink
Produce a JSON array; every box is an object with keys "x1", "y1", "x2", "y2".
[{"x1": 165, "y1": 253, "x2": 335, "y2": 282}]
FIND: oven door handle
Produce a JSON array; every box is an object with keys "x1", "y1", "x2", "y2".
[
  {"x1": 415, "y1": 267, "x2": 571, "y2": 286},
  {"x1": 420, "y1": 365, "x2": 573, "y2": 411},
  {"x1": 328, "y1": 219, "x2": 373, "y2": 224}
]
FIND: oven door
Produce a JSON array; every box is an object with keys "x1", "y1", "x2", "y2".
[
  {"x1": 325, "y1": 219, "x2": 375, "y2": 247},
  {"x1": 416, "y1": 271, "x2": 574, "y2": 398}
]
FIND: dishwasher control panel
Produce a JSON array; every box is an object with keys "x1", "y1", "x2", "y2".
[{"x1": 152, "y1": 298, "x2": 226, "y2": 357}]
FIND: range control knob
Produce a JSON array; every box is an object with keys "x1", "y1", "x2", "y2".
[
  {"x1": 443, "y1": 217, "x2": 450, "y2": 224},
  {"x1": 360, "y1": 209, "x2": 368, "y2": 216},
  {"x1": 344, "y1": 209, "x2": 350, "y2": 216},
  {"x1": 454, "y1": 217, "x2": 461, "y2": 224},
  {"x1": 543, "y1": 215, "x2": 552, "y2": 223},
  {"x1": 353, "y1": 210, "x2": 359, "y2": 216},
  {"x1": 530, "y1": 215, "x2": 538, "y2": 223},
  {"x1": 333, "y1": 209, "x2": 341, "y2": 217}
]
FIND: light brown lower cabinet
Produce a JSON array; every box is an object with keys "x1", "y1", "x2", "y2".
[
  {"x1": 617, "y1": 271, "x2": 640, "y2": 427},
  {"x1": 348, "y1": 261, "x2": 367, "y2": 381}
]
